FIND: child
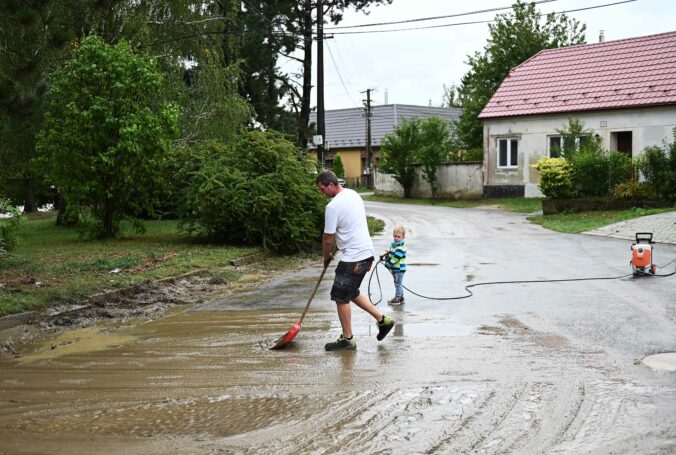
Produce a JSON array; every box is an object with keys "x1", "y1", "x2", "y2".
[{"x1": 383, "y1": 225, "x2": 407, "y2": 304}]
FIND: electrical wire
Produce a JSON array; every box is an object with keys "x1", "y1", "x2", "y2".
[
  {"x1": 328, "y1": 0, "x2": 638, "y2": 35},
  {"x1": 325, "y1": 41, "x2": 360, "y2": 107},
  {"x1": 368, "y1": 256, "x2": 675, "y2": 305},
  {"x1": 324, "y1": 0, "x2": 558, "y2": 30}
]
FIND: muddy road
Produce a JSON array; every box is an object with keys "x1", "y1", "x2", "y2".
[{"x1": 1, "y1": 202, "x2": 675, "y2": 454}]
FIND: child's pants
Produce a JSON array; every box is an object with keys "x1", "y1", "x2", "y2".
[{"x1": 392, "y1": 271, "x2": 405, "y2": 298}]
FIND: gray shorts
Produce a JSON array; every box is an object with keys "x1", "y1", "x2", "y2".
[{"x1": 330, "y1": 257, "x2": 374, "y2": 303}]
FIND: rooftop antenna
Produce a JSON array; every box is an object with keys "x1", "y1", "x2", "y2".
[
  {"x1": 384, "y1": 88, "x2": 388, "y2": 105},
  {"x1": 599, "y1": 30, "x2": 605, "y2": 43}
]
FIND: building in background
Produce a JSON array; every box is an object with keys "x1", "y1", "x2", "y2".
[
  {"x1": 479, "y1": 30, "x2": 676, "y2": 198},
  {"x1": 309, "y1": 104, "x2": 461, "y2": 187}
]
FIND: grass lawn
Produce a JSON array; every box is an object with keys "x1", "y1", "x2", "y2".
[
  {"x1": 0, "y1": 213, "x2": 386, "y2": 318},
  {"x1": 0, "y1": 214, "x2": 264, "y2": 317},
  {"x1": 528, "y1": 207, "x2": 675, "y2": 233}
]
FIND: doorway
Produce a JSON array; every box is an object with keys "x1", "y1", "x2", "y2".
[{"x1": 611, "y1": 131, "x2": 633, "y2": 157}]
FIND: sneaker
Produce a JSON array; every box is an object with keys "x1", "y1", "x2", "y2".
[
  {"x1": 325, "y1": 334, "x2": 357, "y2": 351},
  {"x1": 376, "y1": 316, "x2": 395, "y2": 341},
  {"x1": 388, "y1": 296, "x2": 405, "y2": 305}
]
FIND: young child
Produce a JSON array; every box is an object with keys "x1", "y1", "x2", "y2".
[{"x1": 383, "y1": 225, "x2": 407, "y2": 304}]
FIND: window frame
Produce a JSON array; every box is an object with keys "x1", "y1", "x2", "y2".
[
  {"x1": 497, "y1": 137, "x2": 518, "y2": 169},
  {"x1": 547, "y1": 134, "x2": 592, "y2": 158}
]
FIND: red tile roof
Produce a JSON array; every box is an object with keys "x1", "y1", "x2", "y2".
[{"x1": 479, "y1": 31, "x2": 676, "y2": 119}]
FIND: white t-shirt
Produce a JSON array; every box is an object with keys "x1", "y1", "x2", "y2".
[{"x1": 324, "y1": 188, "x2": 374, "y2": 262}]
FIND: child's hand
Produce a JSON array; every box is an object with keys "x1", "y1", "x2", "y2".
[{"x1": 379, "y1": 252, "x2": 388, "y2": 262}]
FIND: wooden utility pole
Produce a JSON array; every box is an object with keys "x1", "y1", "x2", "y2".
[
  {"x1": 362, "y1": 88, "x2": 374, "y2": 188},
  {"x1": 316, "y1": 0, "x2": 325, "y2": 169}
]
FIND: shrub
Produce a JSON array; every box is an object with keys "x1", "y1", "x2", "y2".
[
  {"x1": 612, "y1": 181, "x2": 658, "y2": 201},
  {"x1": 571, "y1": 150, "x2": 632, "y2": 198},
  {"x1": 181, "y1": 132, "x2": 326, "y2": 254},
  {"x1": 0, "y1": 198, "x2": 25, "y2": 255},
  {"x1": 636, "y1": 132, "x2": 676, "y2": 201},
  {"x1": 532, "y1": 157, "x2": 574, "y2": 199},
  {"x1": 333, "y1": 154, "x2": 345, "y2": 179}
]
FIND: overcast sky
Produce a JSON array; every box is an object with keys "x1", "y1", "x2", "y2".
[{"x1": 294, "y1": 0, "x2": 676, "y2": 110}]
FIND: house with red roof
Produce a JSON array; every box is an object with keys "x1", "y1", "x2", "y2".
[{"x1": 478, "y1": 30, "x2": 676, "y2": 198}]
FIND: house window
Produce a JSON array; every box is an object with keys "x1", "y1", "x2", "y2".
[
  {"x1": 548, "y1": 135, "x2": 592, "y2": 158},
  {"x1": 548, "y1": 136, "x2": 563, "y2": 158},
  {"x1": 498, "y1": 138, "x2": 518, "y2": 168}
]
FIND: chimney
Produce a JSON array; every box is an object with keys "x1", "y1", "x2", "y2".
[
  {"x1": 384, "y1": 89, "x2": 388, "y2": 105},
  {"x1": 599, "y1": 30, "x2": 605, "y2": 43}
]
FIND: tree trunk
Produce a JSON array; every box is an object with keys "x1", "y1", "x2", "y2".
[{"x1": 23, "y1": 173, "x2": 36, "y2": 212}]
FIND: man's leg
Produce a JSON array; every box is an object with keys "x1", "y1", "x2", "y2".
[
  {"x1": 336, "y1": 302, "x2": 352, "y2": 338},
  {"x1": 351, "y1": 293, "x2": 382, "y2": 321},
  {"x1": 352, "y1": 293, "x2": 395, "y2": 341}
]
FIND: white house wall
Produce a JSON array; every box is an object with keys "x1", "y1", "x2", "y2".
[{"x1": 482, "y1": 105, "x2": 676, "y2": 197}]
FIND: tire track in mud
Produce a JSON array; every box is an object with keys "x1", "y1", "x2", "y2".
[{"x1": 2, "y1": 294, "x2": 675, "y2": 454}]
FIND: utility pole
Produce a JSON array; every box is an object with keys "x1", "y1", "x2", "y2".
[
  {"x1": 316, "y1": 0, "x2": 325, "y2": 169},
  {"x1": 362, "y1": 88, "x2": 374, "y2": 188}
]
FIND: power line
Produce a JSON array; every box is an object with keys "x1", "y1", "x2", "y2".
[
  {"x1": 324, "y1": 0, "x2": 557, "y2": 30},
  {"x1": 325, "y1": 41, "x2": 360, "y2": 107},
  {"x1": 327, "y1": 0, "x2": 638, "y2": 35}
]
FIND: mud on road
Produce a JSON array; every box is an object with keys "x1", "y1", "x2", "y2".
[{"x1": 1, "y1": 202, "x2": 675, "y2": 454}]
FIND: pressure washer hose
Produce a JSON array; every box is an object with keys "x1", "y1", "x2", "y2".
[{"x1": 367, "y1": 258, "x2": 676, "y2": 305}]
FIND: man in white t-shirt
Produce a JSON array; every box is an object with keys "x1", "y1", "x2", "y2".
[{"x1": 316, "y1": 170, "x2": 394, "y2": 351}]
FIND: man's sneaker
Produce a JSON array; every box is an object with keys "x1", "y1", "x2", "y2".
[
  {"x1": 325, "y1": 334, "x2": 357, "y2": 351},
  {"x1": 388, "y1": 296, "x2": 405, "y2": 305},
  {"x1": 376, "y1": 316, "x2": 395, "y2": 341}
]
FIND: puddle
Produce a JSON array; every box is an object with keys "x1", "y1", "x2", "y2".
[
  {"x1": 383, "y1": 321, "x2": 475, "y2": 337},
  {"x1": 17, "y1": 326, "x2": 138, "y2": 365}
]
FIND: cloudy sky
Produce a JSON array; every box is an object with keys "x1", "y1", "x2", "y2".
[{"x1": 292, "y1": 0, "x2": 676, "y2": 110}]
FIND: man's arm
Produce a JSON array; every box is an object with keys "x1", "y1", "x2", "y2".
[{"x1": 322, "y1": 233, "x2": 335, "y2": 267}]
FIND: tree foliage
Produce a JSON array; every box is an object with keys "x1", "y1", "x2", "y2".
[
  {"x1": 180, "y1": 131, "x2": 326, "y2": 254},
  {"x1": 37, "y1": 36, "x2": 179, "y2": 239},
  {"x1": 379, "y1": 116, "x2": 453, "y2": 198},
  {"x1": 379, "y1": 118, "x2": 422, "y2": 198},
  {"x1": 455, "y1": 1, "x2": 585, "y2": 148},
  {"x1": 636, "y1": 130, "x2": 676, "y2": 202},
  {"x1": 416, "y1": 116, "x2": 452, "y2": 198},
  {"x1": 333, "y1": 154, "x2": 346, "y2": 179},
  {"x1": 0, "y1": 198, "x2": 26, "y2": 255}
]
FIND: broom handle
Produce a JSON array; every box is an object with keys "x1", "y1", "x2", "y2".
[{"x1": 298, "y1": 262, "x2": 330, "y2": 324}]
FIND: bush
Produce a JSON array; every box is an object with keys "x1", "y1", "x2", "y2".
[
  {"x1": 570, "y1": 150, "x2": 632, "y2": 198},
  {"x1": 181, "y1": 132, "x2": 326, "y2": 254},
  {"x1": 612, "y1": 181, "x2": 658, "y2": 200},
  {"x1": 0, "y1": 198, "x2": 25, "y2": 255},
  {"x1": 532, "y1": 157, "x2": 574, "y2": 199},
  {"x1": 636, "y1": 132, "x2": 676, "y2": 201},
  {"x1": 333, "y1": 154, "x2": 345, "y2": 179}
]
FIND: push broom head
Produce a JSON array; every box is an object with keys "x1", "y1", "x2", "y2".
[{"x1": 270, "y1": 320, "x2": 302, "y2": 350}]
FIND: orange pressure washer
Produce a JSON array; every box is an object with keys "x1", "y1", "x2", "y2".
[{"x1": 631, "y1": 232, "x2": 657, "y2": 275}]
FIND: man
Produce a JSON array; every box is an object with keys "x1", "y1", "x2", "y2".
[{"x1": 316, "y1": 170, "x2": 395, "y2": 351}]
